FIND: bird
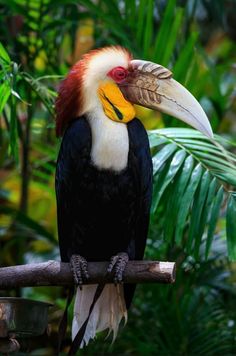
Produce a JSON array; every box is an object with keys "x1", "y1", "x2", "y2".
[{"x1": 55, "y1": 46, "x2": 212, "y2": 351}]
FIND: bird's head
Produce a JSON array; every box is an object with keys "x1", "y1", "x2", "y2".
[{"x1": 56, "y1": 46, "x2": 213, "y2": 138}]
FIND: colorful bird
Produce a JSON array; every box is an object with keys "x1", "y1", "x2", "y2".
[{"x1": 55, "y1": 46, "x2": 212, "y2": 350}]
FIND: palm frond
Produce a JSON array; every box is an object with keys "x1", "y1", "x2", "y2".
[
  {"x1": 149, "y1": 128, "x2": 236, "y2": 260},
  {"x1": 226, "y1": 193, "x2": 236, "y2": 261}
]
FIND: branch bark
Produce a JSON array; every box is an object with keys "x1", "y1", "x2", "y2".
[{"x1": 0, "y1": 261, "x2": 175, "y2": 289}]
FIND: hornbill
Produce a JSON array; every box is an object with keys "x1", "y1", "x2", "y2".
[{"x1": 55, "y1": 46, "x2": 212, "y2": 349}]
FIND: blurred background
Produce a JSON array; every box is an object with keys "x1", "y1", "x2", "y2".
[{"x1": 0, "y1": 0, "x2": 236, "y2": 354}]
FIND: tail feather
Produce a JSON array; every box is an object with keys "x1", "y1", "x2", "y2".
[{"x1": 72, "y1": 284, "x2": 127, "y2": 348}]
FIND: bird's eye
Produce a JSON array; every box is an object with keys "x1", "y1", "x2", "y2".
[{"x1": 107, "y1": 66, "x2": 128, "y2": 83}]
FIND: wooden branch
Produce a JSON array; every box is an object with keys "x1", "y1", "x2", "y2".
[{"x1": 0, "y1": 261, "x2": 176, "y2": 289}]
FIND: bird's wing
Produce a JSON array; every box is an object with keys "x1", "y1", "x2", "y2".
[
  {"x1": 128, "y1": 118, "x2": 153, "y2": 259},
  {"x1": 55, "y1": 117, "x2": 91, "y2": 262},
  {"x1": 124, "y1": 119, "x2": 153, "y2": 308}
]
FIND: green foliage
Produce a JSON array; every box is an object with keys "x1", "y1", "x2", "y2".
[
  {"x1": 226, "y1": 193, "x2": 236, "y2": 261},
  {"x1": 0, "y1": 42, "x2": 19, "y2": 161},
  {"x1": 0, "y1": 0, "x2": 236, "y2": 354},
  {"x1": 0, "y1": 42, "x2": 11, "y2": 63},
  {"x1": 149, "y1": 128, "x2": 236, "y2": 260}
]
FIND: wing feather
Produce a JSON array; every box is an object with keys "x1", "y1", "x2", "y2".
[{"x1": 55, "y1": 117, "x2": 91, "y2": 262}]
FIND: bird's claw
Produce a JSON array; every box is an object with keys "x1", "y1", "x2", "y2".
[
  {"x1": 70, "y1": 254, "x2": 89, "y2": 289},
  {"x1": 107, "y1": 252, "x2": 129, "y2": 284}
]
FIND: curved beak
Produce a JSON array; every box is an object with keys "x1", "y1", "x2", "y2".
[{"x1": 119, "y1": 60, "x2": 213, "y2": 138}]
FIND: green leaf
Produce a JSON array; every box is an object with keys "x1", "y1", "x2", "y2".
[
  {"x1": 143, "y1": 0, "x2": 154, "y2": 58},
  {"x1": 148, "y1": 134, "x2": 168, "y2": 148},
  {"x1": 205, "y1": 186, "x2": 224, "y2": 257},
  {"x1": 184, "y1": 143, "x2": 236, "y2": 162},
  {"x1": 195, "y1": 151, "x2": 236, "y2": 170},
  {"x1": 151, "y1": 163, "x2": 170, "y2": 215},
  {"x1": 9, "y1": 75, "x2": 18, "y2": 163},
  {"x1": 214, "y1": 172, "x2": 236, "y2": 187},
  {"x1": 0, "y1": 82, "x2": 11, "y2": 114},
  {"x1": 152, "y1": 149, "x2": 186, "y2": 213},
  {"x1": 173, "y1": 31, "x2": 199, "y2": 83},
  {"x1": 164, "y1": 155, "x2": 194, "y2": 242},
  {"x1": 202, "y1": 178, "x2": 218, "y2": 259},
  {"x1": 124, "y1": 0, "x2": 136, "y2": 28},
  {"x1": 226, "y1": 193, "x2": 236, "y2": 261},
  {"x1": 151, "y1": 127, "x2": 208, "y2": 138},
  {"x1": 136, "y1": 0, "x2": 146, "y2": 45},
  {"x1": 0, "y1": 42, "x2": 11, "y2": 63},
  {"x1": 190, "y1": 171, "x2": 211, "y2": 258},
  {"x1": 152, "y1": 143, "x2": 177, "y2": 174},
  {"x1": 153, "y1": 0, "x2": 177, "y2": 62},
  {"x1": 161, "y1": 7, "x2": 184, "y2": 67},
  {"x1": 175, "y1": 163, "x2": 203, "y2": 245}
]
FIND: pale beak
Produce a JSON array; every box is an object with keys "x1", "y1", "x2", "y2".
[{"x1": 119, "y1": 60, "x2": 213, "y2": 138}]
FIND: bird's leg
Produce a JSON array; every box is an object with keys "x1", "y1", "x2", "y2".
[
  {"x1": 107, "y1": 252, "x2": 129, "y2": 284},
  {"x1": 70, "y1": 255, "x2": 89, "y2": 288}
]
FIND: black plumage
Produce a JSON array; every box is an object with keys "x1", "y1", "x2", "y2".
[{"x1": 56, "y1": 116, "x2": 153, "y2": 307}]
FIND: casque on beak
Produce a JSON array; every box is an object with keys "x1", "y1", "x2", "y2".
[{"x1": 119, "y1": 60, "x2": 213, "y2": 138}]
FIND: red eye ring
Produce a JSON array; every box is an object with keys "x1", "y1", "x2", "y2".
[{"x1": 107, "y1": 66, "x2": 128, "y2": 83}]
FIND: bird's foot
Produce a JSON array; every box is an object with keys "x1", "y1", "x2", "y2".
[
  {"x1": 107, "y1": 252, "x2": 129, "y2": 284},
  {"x1": 70, "y1": 254, "x2": 89, "y2": 289}
]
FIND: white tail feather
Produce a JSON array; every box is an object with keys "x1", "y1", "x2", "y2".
[{"x1": 72, "y1": 284, "x2": 127, "y2": 348}]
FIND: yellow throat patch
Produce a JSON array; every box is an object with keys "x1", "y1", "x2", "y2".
[{"x1": 98, "y1": 81, "x2": 136, "y2": 123}]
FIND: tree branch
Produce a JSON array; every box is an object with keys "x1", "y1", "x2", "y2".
[{"x1": 0, "y1": 261, "x2": 175, "y2": 289}]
